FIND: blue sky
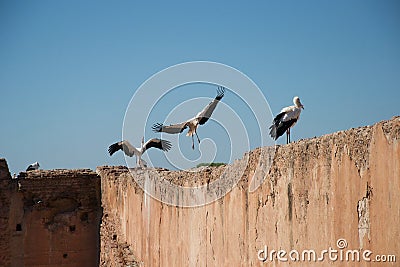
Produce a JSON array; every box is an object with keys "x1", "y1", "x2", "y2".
[{"x1": 1, "y1": 1, "x2": 399, "y2": 174}]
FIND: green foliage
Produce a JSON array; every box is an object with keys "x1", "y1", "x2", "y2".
[{"x1": 196, "y1": 162, "x2": 226, "y2": 168}]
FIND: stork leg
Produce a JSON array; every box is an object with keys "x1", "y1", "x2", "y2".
[
  {"x1": 286, "y1": 128, "x2": 290, "y2": 144},
  {"x1": 286, "y1": 130, "x2": 288, "y2": 144},
  {"x1": 195, "y1": 131, "x2": 201, "y2": 144},
  {"x1": 140, "y1": 158, "x2": 148, "y2": 168},
  {"x1": 136, "y1": 156, "x2": 141, "y2": 168},
  {"x1": 191, "y1": 135, "x2": 195, "y2": 150}
]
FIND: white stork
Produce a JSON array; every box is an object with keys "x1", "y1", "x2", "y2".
[
  {"x1": 108, "y1": 138, "x2": 172, "y2": 167},
  {"x1": 269, "y1": 96, "x2": 304, "y2": 144},
  {"x1": 26, "y1": 162, "x2": 40, "y2": 171},
  {"x1": 152, "y1": 86, "x2": 225, "y2": 150}
]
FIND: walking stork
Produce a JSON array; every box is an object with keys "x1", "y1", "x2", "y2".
[
  {"x1": 108, "y1": 138, "x2": 171, "y2": 167},
  {"x1": 152, "y1": 86, "x2": 225, "y2": 149},
  {"x1": 269, "y1": 96, "x2": 304, "y2": 144}
]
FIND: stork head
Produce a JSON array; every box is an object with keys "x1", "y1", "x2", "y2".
[
  {"x1": 293, "y1": 96, "x2": 304, "y2": 109},
  {"x1": 34, "y1": 162, "x2": 40, "y2": 168}
]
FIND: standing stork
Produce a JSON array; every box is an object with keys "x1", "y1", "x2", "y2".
[
  {"x1": 269, "y1": 96, "x2": 304, "y2": 144},
  {"x1": 152, "y1": 86, "x2": 225, "y2": 149},
  {"x1": 108, "y1": 138, "x2": 172, "y2": 167}
]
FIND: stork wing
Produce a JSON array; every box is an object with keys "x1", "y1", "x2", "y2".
[
  {"x1": 26, "y1": 165, "x2": 35, "y2": 171},
  {"x1": 269, "y1": 118, "x2": 297, "y2": 140},
  {"x1": 143, "y1": 138, "x2": 172, "y2": 153},
  {"x1": 196, "y1": 87, "x2": 225, "y2": 125},
  {"x1": 108, "y1": 140, "x2": 138, "y2": 157},
  {"x1": 152, "y1": 122, "x2": 188, "y2": 134},
  {"x1": 271, "y1": 112, "x2": 286, "y2": 127},
  {"x1": 281, "y1": 106, "x2": 301, "y2": 122}
]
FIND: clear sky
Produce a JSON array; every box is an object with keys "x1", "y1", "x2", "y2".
[{"x1": 1, "y1": 1, "x2": 399, "y2": 174}]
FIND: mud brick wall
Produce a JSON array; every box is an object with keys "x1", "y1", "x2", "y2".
[
  {"x1": 1, "y1": 116, "x2": 399, "y2": 266},
  {"x1": 98, "y1": 117, "x2": 400, "y2": 267},
  {"x1": 0, "y1": 165, "x2": 102, "y2": 267},
  {"x1": 0, "y1": 158, "x2": 13, "y2": 266}
]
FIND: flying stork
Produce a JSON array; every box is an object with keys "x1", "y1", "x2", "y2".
[
  {"x1": 152, "y1": 86, "x2": 225, "y2": 150},
  {"x1": 26, "y1": 162, "x2": 40, "y2": 171},
  {"x1": 269, "y1": 96, "x2": 304, "y2": 144},
  {"x1": 108, "y1": 138, "x2": 172, "y2": 167}
]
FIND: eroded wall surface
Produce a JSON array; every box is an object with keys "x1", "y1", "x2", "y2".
[
  {"x1": 0, "y1": 159, "x2": 12, "y2": 266},
  {"x1": 99, "y1": 117, "x2": 400, "y2": 266},
  {"x1": 0, "y1": 164, "x2": 102, "y2": 267}
]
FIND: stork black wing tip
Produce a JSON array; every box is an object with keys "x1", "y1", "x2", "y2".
[
  {"x1": 108, "y1": 142, "x2": 120, "y2": 156},
  {"x1": 269, "y1": 125, "x2": 277, "y2": 140},
  {"x1": 161, "y1": 140, "x2": 172, "y2": 151},
  {"x1": 152, "y1": 123, "x2": 163, "y2": 132},
  {"x1": 216, "y1": 86, "x2": 225, "y2": 99},
  {"x1": 107, "y1": 146, "x2": 114, "y2": 156}
]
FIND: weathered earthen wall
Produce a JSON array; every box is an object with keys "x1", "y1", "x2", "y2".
[
  {"x1": 98, "y1": 117, "x2": 400, "y2": 266},
  {"x1": 0, "y1": 165, "x2": 102, "y2": 267},
  {"x1": 0, "y1": 158, "x2": 12, "y2": 266}
]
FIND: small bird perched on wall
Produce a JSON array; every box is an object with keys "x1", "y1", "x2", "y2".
[
  {"x1": 269, "y1": 96, "x2": 304, "y2": 144},
  {"x1": 108, "y1": 138, "x2": 172, "y2": 168},
  {"x1": 26, "y1": 162, "x2": 40, "y2": 171}
]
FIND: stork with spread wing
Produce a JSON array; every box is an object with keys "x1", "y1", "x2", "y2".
[
  {"x1": 152, "y1": 87, "x2": 226, "y2": 149},
  {"x1": 108, "y1": 138, "x2": 171, "y2": 167}
]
